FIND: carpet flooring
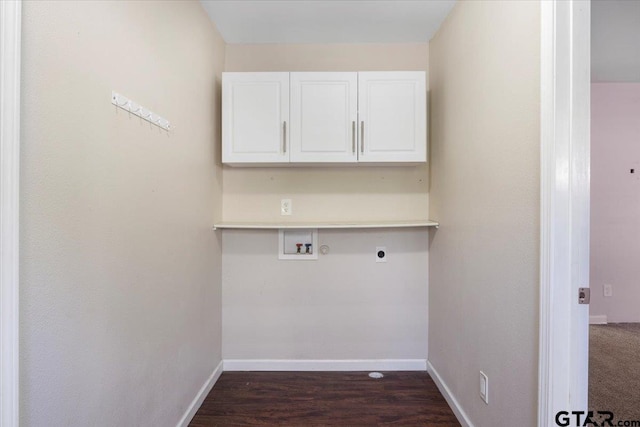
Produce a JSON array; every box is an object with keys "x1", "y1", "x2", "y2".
[{"x1": 589, "y1": 323, "x2": 640, "y2": 421}]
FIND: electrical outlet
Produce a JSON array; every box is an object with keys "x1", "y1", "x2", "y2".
[
  {"x1": 480, "y1": 371, "x2": 489, "y2": 404},
  {"x1": 604, "y1": 284, "x2": 613, "y2": 297},
  {"x1": 281, "y1": 199, "x2": 292, "y2": 216}
]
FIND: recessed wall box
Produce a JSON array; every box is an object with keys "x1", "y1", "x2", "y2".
[{"x1": 278, "y1": 229, "x2": 318, "y2": 260}]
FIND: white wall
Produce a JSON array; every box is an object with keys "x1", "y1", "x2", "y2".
[
  {"x1": 221, "y1": 43, "x2": 430, "y2": 363},
  {"x1": 592, "y1": 0, "x2": 640, "y2": 82},
  {"x1": 428, "y1": 1, "x2": 540, "y2": 425},
  {"x1": 20, "y1": 1, "x2": 224, "y2": 425},
  {"x1": 222, "y1": 229, "x2": 428, "y2": 362},
  {"x1": 590, "y1": 83, "x2": 640, "y2": 323}
]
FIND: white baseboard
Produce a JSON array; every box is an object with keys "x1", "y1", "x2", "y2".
[
  {"x1": 177, "y1": 360, "x2": 223, "y2": 427},
  {"x1": 223, "y1": 359, "x2": 427, "y2": 372},
  {"x1": 590, "y1": 315, "x2": 607, "y2": 325},
  {"x1": 427, "y1": 361, "x2": 474, "y2": 427}
]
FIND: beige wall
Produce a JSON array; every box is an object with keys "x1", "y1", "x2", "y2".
[
  {"x1": 223, "y1": 43, "x2": 429, "y2": 222},
  {"x1": 428, "y1": 1, "x2": 540, "y2": 425},
  {"x1": 20, "y1": 1, "x2": 224, "y2": 425},
  {"x1": 221, "y1": 43, "x2": 430, "y2": 362},
  {"x1": 225, "y1": 43, "x2": 429, "y2": 72},
  {"x1": 223, "y1": 228, "x2": 428, "y2": 361}
]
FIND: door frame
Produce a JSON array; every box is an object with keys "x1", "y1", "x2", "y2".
[
  {"x1": 0, "y1": 1, "x2": 21, "y2": 426},
  {"x1": 539, "y1": 0, "x2": 591, "y2": 425}
]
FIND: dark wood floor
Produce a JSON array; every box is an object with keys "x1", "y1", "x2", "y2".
[{"x1": 190, "y1": 371, "x2": 460, "y2": 426}]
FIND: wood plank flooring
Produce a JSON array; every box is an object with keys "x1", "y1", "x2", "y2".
[{"x1": 190, "y1": 371, "x2": 460, "y2": 426}]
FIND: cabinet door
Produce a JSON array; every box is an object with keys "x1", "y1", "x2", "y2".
[
  {"x1": 222, "y1": 72, "x2": 289, "y2": 164},
  {"x1": 290, "y1": 72, "x2": 358, "y2": 163},
  {"x1": 358, "y1": 72, "x2": 427, "y2": 163}
]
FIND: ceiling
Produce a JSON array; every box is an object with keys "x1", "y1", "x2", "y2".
[
  {"x1": 592, "y1": 0, "x2": 640, "y2": 82},
  {"x1": 201, "y1": 1, "x2": 639, "y2": 79},
  {"x1": 200, "y1": 0, "x2": 457, "y2": 44}
]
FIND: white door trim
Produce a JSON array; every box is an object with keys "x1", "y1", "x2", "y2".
[
  {"x1": 0, "y1": 1, "x2": 21, "y2": 426},
  {"x1": 539, "y1": 0, "x2": 590, "y2": 425}
]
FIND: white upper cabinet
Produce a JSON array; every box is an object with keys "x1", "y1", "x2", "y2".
[
  {"x1": 358, "y1": 72, "x2": 426, "y2": 163},
  {"x1": 222, "y1": 72, "x2": 290, "y2": 164},
  {"x1": 290, "y1": 72, "x2": 358, "y2": 163},
  {"x1": 221, "y1": 71, "x2": 426, "y2": 165}
]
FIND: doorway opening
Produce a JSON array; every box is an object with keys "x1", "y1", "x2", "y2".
[{"x1": 589, "y1": 0, "x2": 640, "y2": 421}]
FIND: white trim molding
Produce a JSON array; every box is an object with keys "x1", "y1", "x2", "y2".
[
  {"x1": 427, "y1": 361, "x2": 473, "y2": 427},
  {"x1": 589, "y1": 315, "x2": 607, "y2": 325},
  {"x1": 0, "y1": 1, "x2": 21, "y2": 426},
  {"x1": 539, "y1": 0, "x2": 590, "y2": 425},
  {"x1": 177, "y1": 360, "x2": 224, "y2": 427},
  {"x1": 223, "y1": 359, "x2": 427, "y2": 372}
]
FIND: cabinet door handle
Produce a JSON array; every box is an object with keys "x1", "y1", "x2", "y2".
[
  {"x1": 360, "y1": 121, "x2": 365, "y2": 154},
  {"x1": 352, "y1": 121, "x2": 356, "y2": 153},
  {"x1": 283, "y1": 121, "x2": 287, "y2": 153}
]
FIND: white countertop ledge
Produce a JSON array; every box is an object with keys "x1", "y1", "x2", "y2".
[{"x1": 212, "y1": 220, "x2": 439, "y2": 230}]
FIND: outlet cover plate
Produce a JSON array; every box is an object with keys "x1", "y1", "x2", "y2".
[
  {"x1": 480, "y1": 371, "x2": 488, "y2": 404},
  {"x1": 281, "y1": 199, "x2": 292, "y2": 216}
]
